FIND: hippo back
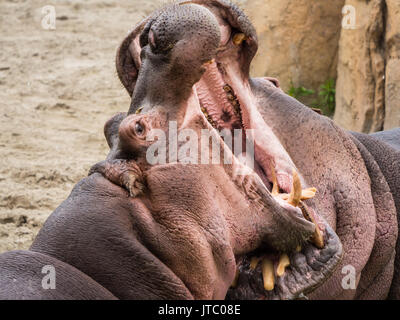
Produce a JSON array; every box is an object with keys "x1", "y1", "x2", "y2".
[
  {"x1": 0, "y1": 250, "x2": 117, "y2": 300},
  {"x1": 371, "y1": 128, "x2": 400, "y2": 151},
  {"x1": 351, "y1": 130, "x2": 400, "y2": 299}
]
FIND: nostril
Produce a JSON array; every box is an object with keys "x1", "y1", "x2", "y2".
[{"x1": 149, "y1": 29, "x2": 156, "y2": 50}]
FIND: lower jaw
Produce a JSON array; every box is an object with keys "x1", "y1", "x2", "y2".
[{"x1": 227, "y1": 223, "x2": 343, "y2": 300}]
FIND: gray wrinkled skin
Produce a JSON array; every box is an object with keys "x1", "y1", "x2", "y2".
[{"x1": 0, "y1": 0, "x2": 398, "y2": 300}]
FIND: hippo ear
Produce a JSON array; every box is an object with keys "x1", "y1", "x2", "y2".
[
  {"x1": 104, "y1": 113, "x2": 126, "y2": 150},
  {"x1": 116, "y1": 20, "x2": 148, "y2": 97}
]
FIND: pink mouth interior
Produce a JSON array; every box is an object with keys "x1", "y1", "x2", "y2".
[{"x1": 194, "y1": 62, "x2": 274, "y2": 190}]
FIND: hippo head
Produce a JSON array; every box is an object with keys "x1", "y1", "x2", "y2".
[{"x1": 109, "y1": 1, "x2": 343, "y2": 300}]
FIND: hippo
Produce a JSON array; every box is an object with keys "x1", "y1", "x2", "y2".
[
  {"x1": 0, "y1": 0, "x2": 399, "y2": 300},
  {"x1": 105, "y1": 0, "x2": 400, "y2": 299}
]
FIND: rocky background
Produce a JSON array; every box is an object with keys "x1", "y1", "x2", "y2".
[
  {"x1": 0, "y1": 0, "x2": 399, "y2": 253},
  {"x1": 246, "y1": 0, "x2": 400, "y2": 132}
]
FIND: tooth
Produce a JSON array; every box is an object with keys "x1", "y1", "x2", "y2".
[
  {"x1": 312, "y1": 225, "x2": 324, "y2": 249},
  {"x1": 300, "y1": 203, "x2": 324, "y2": 249},
  {"x1": 250, "y1": 257, "x2": 261, "y2": 270},
  {"x1": 204, "y1": 59, "x2": 214, "y2": 65},
  {"x1": 135, "y1": 107, "x2": 143, "y2": 115},
  {"x1": 233, "y1": 33, "x2": 247, "y2": 46},
  {"x1": 262, "y1": 258, "x2": 275, "y2": 291},
  {"x1": 231, "y1": 268, "x2": 240, "y2": 288},
  {"x1": 223, "y1": 85, "x2": 232, "y2": 92},
  {"x1": 277, "y1": 188, "x2": 317, "y2": 201},
  {"x1": 302, "y1": 188, "x2": 317, "y2": 200},
  {"x1": 276, "y1": 254, "x2": 290, "y2": 277},
  {"x1": 227, "y1": 93, "x2": 235, "y2": 101},
  {"x1": 270, "y1": 163, "x2": 279, "y2": 196},
  {"x1": 296, "y1": 245, "x2": 302, "y2": 252},
  {"x1": 288, "y1": 169, "x2": 302, "y2": 207}
]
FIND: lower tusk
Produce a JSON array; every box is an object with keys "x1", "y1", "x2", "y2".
[
  {"x1": 250, "y1": 257, "x2": 261, "y2": 270},
  {"x1": 233, "y1": 33, "x2": 247, "y2": 46},
  {"x1": 262, "y1": 258, "x2": 275, "y2": 291},
  {"x1": 300, "y1": 202, "x2": 324, "y2": 249},
  {"x1": 312, "y1": 226, "x2": 324, "y2": 249},
  {"x1": 231, "y1": 268, "x2": 240, "y2": 288},
  {"x1": 276, "y1": 254, "x2": 290, "y2": 277},
  {"x1": 288, "y1": 169, "x2": 302, "y2": 207}
]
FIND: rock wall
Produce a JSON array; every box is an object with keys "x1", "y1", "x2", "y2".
[
  {"x1": 243, "y1": 0, "x2": 399, "y2": 132},
  {"x1": 334, "y1": 0, "x2": 385, "y2": 132},
  {"x1": 384, "y1": 0, "x2": 400, "y2": 130},
  {"x1": 332, "y1": 0, "x2": 400, "y2": 132},
  {"x1": 244, "y1": 0, "x2": 345, "y2": 92}
]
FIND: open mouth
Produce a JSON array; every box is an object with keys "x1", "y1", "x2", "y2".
[
  {"x1": 193, "y1": 3, "x2": 342, "y2": 299},
  {"x1": 195, "y1": 44, "x2": 342, "y2": 300},
  {"x1": 115, "y1": 0, "x2": 343, "y2": 300}
]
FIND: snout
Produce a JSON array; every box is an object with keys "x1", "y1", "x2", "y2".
[{"x1": 128, "y1": 3, "x2": 221, "y2": 115}]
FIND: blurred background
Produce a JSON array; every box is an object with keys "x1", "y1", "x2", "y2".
[{"x1": 0, "y1": 0, "x2": 399, "y2": 252}]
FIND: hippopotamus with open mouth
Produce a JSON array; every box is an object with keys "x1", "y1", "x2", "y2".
[{"x1": 0, "y1": 0, "x2": 399, "y2": 300}]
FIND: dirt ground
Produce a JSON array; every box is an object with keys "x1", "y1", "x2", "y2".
[{"x1": 0, "y1": 0, "x2": 167, "y2": 253}]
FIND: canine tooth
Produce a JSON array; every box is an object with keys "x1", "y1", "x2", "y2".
[
  {"x1": 233, "y1": 33, "x2": 247, "y2": 46},
  {"x1": 250, "y1": 257, "x2": 261, "y2": 270},
  {"x1": 270, "y1": 163, "x2": 279, "y2": 196},
  {"x1": 204, "y1": 59, "x2": 214, "y2": 65},
  {"x1": 231, "y1": 268, "x2": 240, "y2": 288},
  {"x1": 276, "y1": 254, "x2": 290, "y2": 277},
  {"x1": 262, "y1": 258, "x2": 275, "y2": 291},
  {"x1": 288, "y1": 169, "x2": 302, "y2": 207},
  {"x1": 296, "y1": 245, "x2": 302, "y2": 252},
  {"x1": 135, "y1": 107, "x2": 143, "y2": 115},
  {"x1": 300, "y1": 203, "x2": 324, "y2": 249}
]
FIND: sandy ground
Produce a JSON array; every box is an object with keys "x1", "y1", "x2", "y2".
[{"x1": 0, "y1": 0, "x2": 167, "y2": 253}]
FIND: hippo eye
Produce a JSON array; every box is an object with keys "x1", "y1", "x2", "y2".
[{"x1": 135, "y1": 122, "x2": 145, "y2": 136}]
